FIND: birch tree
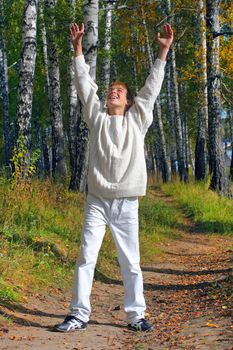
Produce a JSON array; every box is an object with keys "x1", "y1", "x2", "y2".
[
  {"x1": 142, "y1": 14, "x2": 170, "y2": 182},
  {"x1": 67, "y1": 0, "x2": 82, "y2": 190},
  {"x1": 76, "y1": 0, "x2": 99, "y2": 192},
  {"x1": 165, "y1": 0, "x2": 187, "y2": 182},
  {"x1": 44, "y1": 0, "x2": 67, "y2": 179},
  {"x1": 165, "y1": 62, "x2": 176, "y2": 176},
  {"x1": 0, "y1": 0, "x2": 12, "y2": 168},
  {"x1": 39, "y1": 0, "x2": 49, "y2": 89},
  {"x1": 41, "y1": 127, "x2": 52, "y2": 177},
  {"x1": 195, "y1": 0, "x2": 208, "y2": 181},
  {"x1": 100, "y1": 0, "x2": 115, "y2": 98},
  {"x1": 206, "y1": 0, "x2": 232, "y2": 197},
  {"x1": 16, "y1": 0, "x2": 38, "y2": 153},
  {"x1": 229, "y1": 108, "x2": 233, "y2": 181},
  {"x1": 38, "y1": 0, "x2": 52, "y2": 176}
]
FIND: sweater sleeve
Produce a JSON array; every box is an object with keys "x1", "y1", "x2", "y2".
[
  {"x1": 73, "y1": 55, "x2": 101, "y2": 129},
  {"x1": 131, "y1": 58, "x2": 166, "y2": 134}
]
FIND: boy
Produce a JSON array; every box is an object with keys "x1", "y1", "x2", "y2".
[{"x1": 55, "y1": 22, "x2": 173, "y2": 332}]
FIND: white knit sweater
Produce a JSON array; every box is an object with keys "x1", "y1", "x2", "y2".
[{"x1": 73, "y1": 55, "x2": 166, "y2": 198}]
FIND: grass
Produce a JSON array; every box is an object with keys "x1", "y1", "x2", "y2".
[
  {"x1": 161, "y1": 180, "x2": 233, "y2": 235},
  {"x1": 138, "y1": 195, "x2": 182, "y2": 264},
  {"x1": 1, "y1": 176, "x2": 232, "y2": 309},
  {"x1": 0, "y1": 178, "x2": 182, "y2": 303},
  {"x1": 0, "y1": 178, "x2": 84, "y2": 304}
]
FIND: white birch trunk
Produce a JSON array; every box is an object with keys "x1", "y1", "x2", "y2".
[
  {"x1": 39, "y1": 0, "x2": 49, "y2": 87},
  {"x1": 142, "y1": 14, "x2": 170, "y2": 182},
  {"x1": 77, "y1": 0, "x2": 99, "y2": 192},
  {"x1": 100, "y1": 0, "x2": 114, "y2": 98},
  {"x1": 41, "y1": 127, "x2": 52, "y2": 177},
  {"x1": 83, "y1": 0, "x2": 99, "y2": 79},
  {"x1": 44, "y1": 0, "x2": 67, "y2": 179},
  {"x1": 0, "y1": 0, "x2": 12, "y2": 168},
  {"x1": 195, "y1": 0, "x2": 208, "y2": 181},
  {"x1": 206, "y1": 0, "x2": 232, "y2": 197},
  {"x1": 179, "y1": 81, "x2": 189, "y2": 175},
  {"x1": 229, "y1": 108, "x2": 233, "y2": 181},
  {"x1": 67, "y1": 0, "x2": 82, "y2": 190},
  {"x1": 165, "y1": 0, "x2": 188, "y2": 182},
  {"x1": 165, "y1": 62, "x2": 177, "y2": 176},
  {"x1": 38, "y1": 0, "x2": 51, "y2": 176},
  {"x1": 16, "y1": 0, "x2": 38, "y2": 152},
  {"x1": 154, "y1": 98, "x2": 170, "y2": 182}
]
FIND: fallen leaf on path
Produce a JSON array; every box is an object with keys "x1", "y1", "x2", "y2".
[{"x1": 206, "y1": 322, "x2": 220, "y2": 328}]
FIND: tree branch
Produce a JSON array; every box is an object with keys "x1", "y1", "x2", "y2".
[{"x1": 213, "y1": 31, "x2": 233, "y2": 38}]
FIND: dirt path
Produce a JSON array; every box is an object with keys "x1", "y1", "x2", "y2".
[{"x1": 0, "y1": 191, "x2": 232, "y2": 350}]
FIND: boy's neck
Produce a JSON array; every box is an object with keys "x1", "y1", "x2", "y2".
[{"x1": 107, "y1": 106, "x2": 125, "y2": 116}]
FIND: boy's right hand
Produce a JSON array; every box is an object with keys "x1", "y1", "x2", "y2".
[{"x1": 70, "y1": 22, "x2": 84, "y2": 55}]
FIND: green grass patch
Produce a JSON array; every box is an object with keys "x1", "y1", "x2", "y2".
[
  {"x1": 0, "y1": 277, "x2": 21, "y2": 303},
  {"x1": 161, "y1": 180, "x2": 233, "y2": 235},
  {"x1": 0, "y1": 178, "x2": 181, "y2": 303},
  {"x1": 139, "y1": 195, "x2": 182, "y2": 263}
]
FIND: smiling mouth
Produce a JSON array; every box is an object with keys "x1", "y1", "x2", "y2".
[{"x1": 108, "y1": 96, "x2": 119, "y2": 100}]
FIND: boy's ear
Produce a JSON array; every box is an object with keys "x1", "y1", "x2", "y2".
[{"x1": 125, "y1": 99, "x2": 133, "y2": 112}]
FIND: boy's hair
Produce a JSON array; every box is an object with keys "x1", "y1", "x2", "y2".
[{"x1": 109, "y1": 81, "x2": 134, "y2": 109}]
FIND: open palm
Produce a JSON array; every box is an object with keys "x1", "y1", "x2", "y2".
[
  {"x1": 157, "y1": 24, "x2": 174, "y2": 49},
  {"x1": 70, "y1": 22, "x2": 85, "y2": 50}
]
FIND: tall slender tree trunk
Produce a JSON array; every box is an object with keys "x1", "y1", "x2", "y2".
[
  {"x1": 39, "y1": 0, "x2": 49, "y2": 87},
  {"x1": 165, "y1": 0, "x2": 187, "y2": 182},
  {"x1": 229, "y1": 108, "x2": 233, "y2": 181},
  {"x1": 38, "y1": 0, "x2": 52, "y2": 176},
  {"x1": 179, "y1": 81, "x2": 189, "y2": 176},
  {"x1": 142, "y1": 13, "x2": 170, "y2": 183},
  {"x1": 100, "y1": 0, "x2": 114, "y2": 98},
  {"x1": 16, "y1": 0, "x2": 38, "y2": 153},
  {"x1": 170, "y1": 49, "x2": 187, "y2": 181},
  {"x1": 195, "y1": 0, "x2": 208, "y2": 181},
  {"x1": 44, "y1": 0, "x2": 67, "y2": 180},
  {"x1": 183, "y1": 113, "x2": 189, "y2": 175},
  {"x1": 145, "y1": 143, "x2": 155, "y2": 175},
  {"x1": 67, "y1": 0, "x2": 82, "y2": 191},
  {"x1": 76, "y1": 0, "x2": 99, "y2": 192},
  {"x1": 165, "y1": 61, "x2": 176, "y2": 176},
  {"x1": 33, "y1": 112, "x2": 43, "y2": 176},
  {"x1": 0, "y1": 0, "x2": 12, "y2": 168},
  {"x1": 41, "y1": 127, "x2": 52, "y2": 177},
  {"x1": 206, "y1": 0, "x2": 232, "y2": 197},
  {"x1": 154, "y1": 98, "x2": 170, "y2": 182}
]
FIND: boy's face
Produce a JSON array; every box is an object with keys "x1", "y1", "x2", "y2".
[{"x1": 106, "y1": 84, "x2": 129, "y2": 110}]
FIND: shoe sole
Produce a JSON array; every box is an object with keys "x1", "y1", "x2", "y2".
[
  {"x1": 53, "y1": 327, "x2": 87, "y2": 333},
  {"x1": 128, "y1": 326, "x2": 154, "y2": 332}
]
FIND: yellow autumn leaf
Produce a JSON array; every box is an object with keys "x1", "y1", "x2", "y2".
[{"x1": 206, "y1": 322, "x2": 220, "y2": 328}]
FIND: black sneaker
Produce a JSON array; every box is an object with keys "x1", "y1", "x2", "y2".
[
  {"x1": 128, "y1": 318, "x2": 154, "y2": 332},
  {"x1": 54, "y1": 315, "x2": 87, "y2": 332}
]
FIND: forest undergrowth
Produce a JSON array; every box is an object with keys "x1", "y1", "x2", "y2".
[
  {"x1": 161, "y1": 180, "x2": 233, "y2": 235},
  {"x1": 0, "y1": 177, "x2": 182, "y2": 306},
  {"x1": 0, "y1": 177, "x2": 232, "y2": 307}
]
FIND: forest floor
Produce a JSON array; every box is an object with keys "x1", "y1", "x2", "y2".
[{"x1": 0, "y1": 189, "x2": 232, "y2": 350}]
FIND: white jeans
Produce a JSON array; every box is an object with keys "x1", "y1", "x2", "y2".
[{"x1": 69, "y1": 194, "x2": 146, "y2": 323}]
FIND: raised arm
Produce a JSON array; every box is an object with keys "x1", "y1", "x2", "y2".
[
  {"x1": 132, "y1": 24, "x2": 174, "y2": 132},
  {"x1": 70, "y1": 22, "x2": 101, "y2": 128}
]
